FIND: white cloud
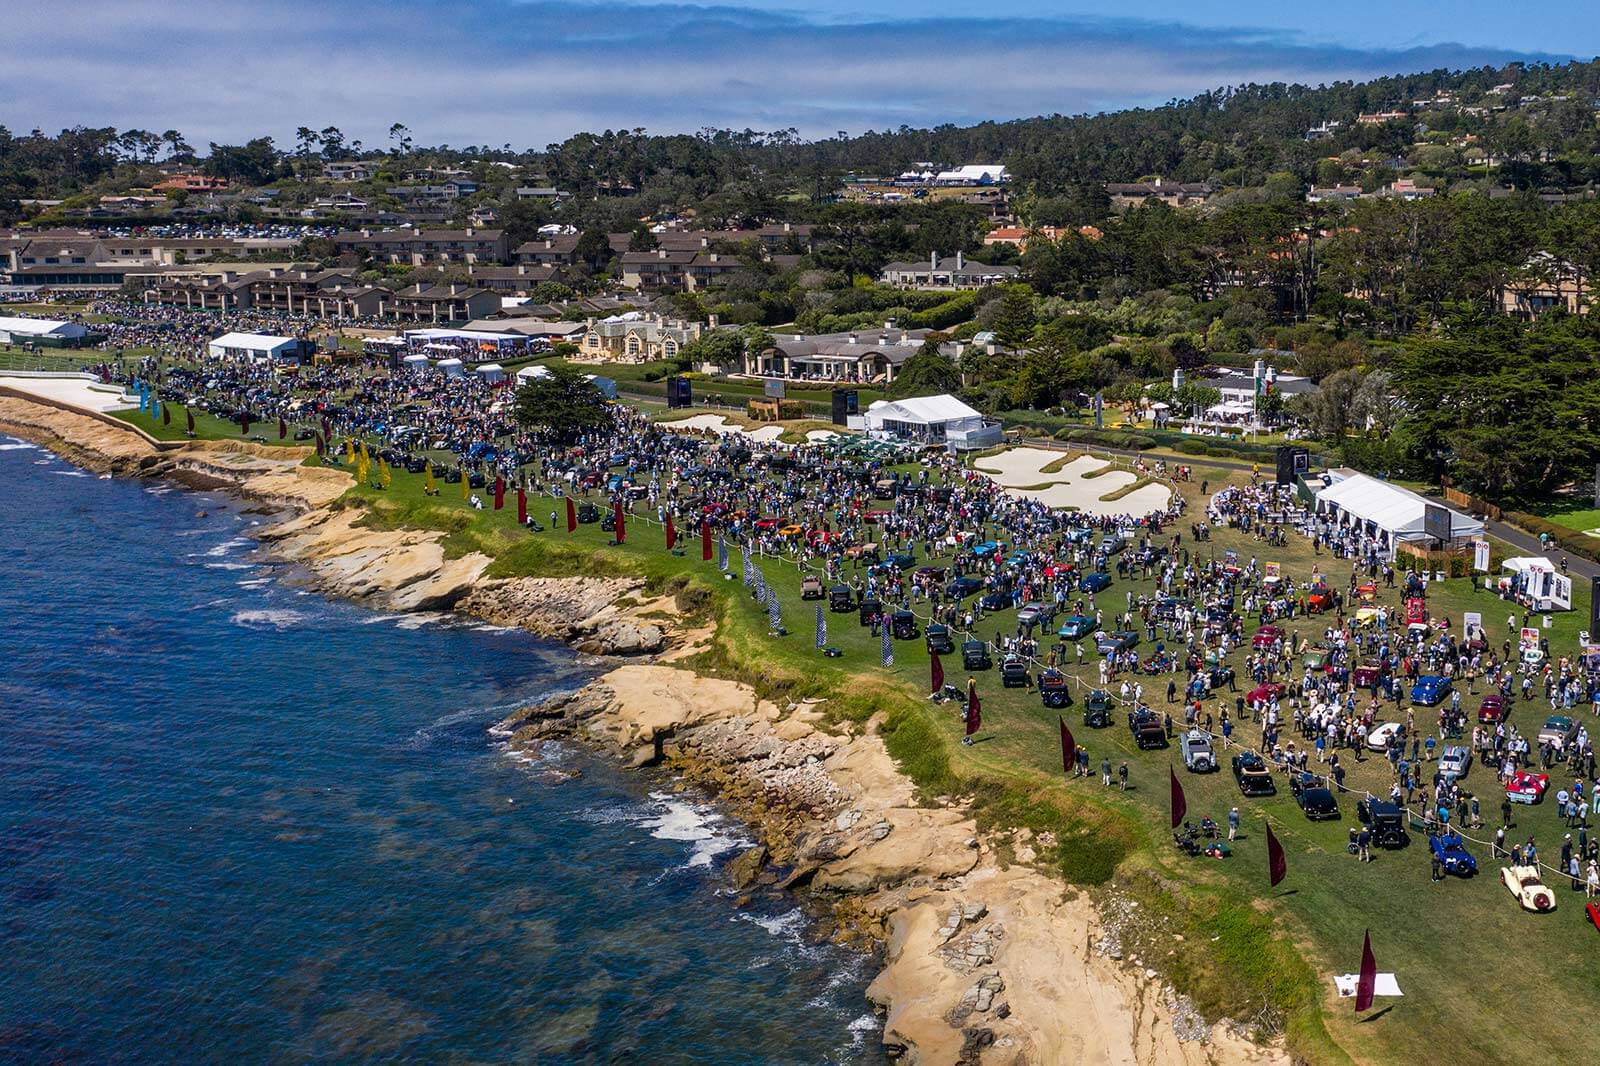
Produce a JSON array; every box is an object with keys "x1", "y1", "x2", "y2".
[{"x1": 0, "y1": 0, "x2": 1569, "y2": 148}]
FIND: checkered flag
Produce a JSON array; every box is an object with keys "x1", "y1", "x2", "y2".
[
  {"x1": 766, "y1": 584, "x2": 782, "y2": 630},
  {"x1": 742, "y1": 549, "x2": 753, "y2": 587},
  {"x1": 718, "y1": 537, "x2": 729, "y2": 571},
  {"x1": 753, "y1": 566, "x2": 767, "y2": 603},
  {"x1": 881, "y1": 621, "x2": 894, "y2": 668},
  {"x1": 815, "y1": 605, "x2": 827, "y2": 648}
]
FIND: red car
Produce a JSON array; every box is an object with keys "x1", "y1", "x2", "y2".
[
  {"x1": 1307, "y1": 586, "x2": 1335, "y2": 613},
  {"x1": 1252, "y1": 625, "x2": 1285, "y2": 649},
  {"x1": 1479, "y1": 695, "x2": 1506, "y2": 724},
  {"x1": 753, "y1": 516, "x2": 780, "y2": 531},
  {"x1": 1506, "y1": 770, "x2": 1550, "y2": 805},
  {"x1": 1352, "y1": 660, "x2": 1384, "y2": 690},
  {"x1": 863, "y1": 509, "x2": 890, "y2": 524},
  {"x1": 1247, "y1": 682, "x2": 1286, "y2": 705}
]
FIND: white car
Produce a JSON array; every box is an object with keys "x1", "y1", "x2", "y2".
[
  {"x1": 1438, "y1": 745, "x2": 1472, "y2": 782},
  {"x1": 1500, "y1": 864, "x2": 1557, "y2": 912},
  {"x1": 1366, "y1": 722, "x2": 1404, "y2": 753}
]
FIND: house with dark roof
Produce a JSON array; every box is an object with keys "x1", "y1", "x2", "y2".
[
  {"x1": 334, "y1": 227, "x2": 509, "y2": 265},
  {"x1": 879, "y1": 252, "x2": 1018, "y2": 290}
]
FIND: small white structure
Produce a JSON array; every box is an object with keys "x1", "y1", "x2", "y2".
[
  {"x1": 1314, "y1": 471, "x2": 1483, "y2": 555},
  {"x1": 515, "y1": 364, "x2": 552, "y2": 384},
  {"x1": 862, "y1": 394, "x2": 1001, "y2": 450},
  {"x1": 1500, "y1": 556, "x2": 1573, "y2": 611},
  {"x1": 207, "y1": 331, "x2": 302, "y2": 362},
  {"x1": 436, "y1": 357, "x2": 464, "y2": 378},
  {"x1": 0, "y1": 316, "x2": 89, "y2": 344},
  {"x1": 586, "y1": 374, "x2": 617, "y2": 399},
  {"x1": 401, "y1": 352, "x2": 430, "y2": 371},
  {"x1": 476, "y1": 362, "x2": 505, "y2": 383}
]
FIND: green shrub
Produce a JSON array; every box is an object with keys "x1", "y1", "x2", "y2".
[{"x1": 1504, "y1": 510, "x2": 1600, "y2": 566}]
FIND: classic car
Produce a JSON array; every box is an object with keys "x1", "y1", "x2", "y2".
[
  {"x1": 575, "y1": 502, "x2": 600, "y2": 524},
  {"x1": 1357, "y1": 798, "x2": 1407, "y2": 847},
  {"x1": 1078, "y1": 572, "x2": 1112, "y2": 594},
  {"x1": 828, "y1": 585, "x2": 855, "y2": 613},
  {"x1": 1352, "y1": 660, "x2": 1385, "y2": 690},
  {"x1": 1057, "y1": 614, "x2": 1099, "y2": 640},
  {"x1": 1366, "y1": 721, "x2": 1405, "y2": 753},
  {"x1": 799, "y1": 575, "x2": 825, "y2": 600},
  {"x1": 962, "y1": 640, "x2": 993, "y2": 671},
  {"x1": 885, "y1": 551, "x2": 917, "y2": 571},
  {"x1": 1039, "y1": 670, "x2": 1073, "y2": 708},
  {"x1": 1231, "y1": 751, "x2": 1276, "y2": 796},
  {"x1": 1410, "y1": 675, "x2": 1452, "y2": 706},
  {"x1": 979, "y1": 589, "x2": 1013, "y2": 612},
  {"x1": 1506, "y1": 770, "x2": 1551, "y2": 805},
  {"x1": 1180, "y1": 730, "x2": 1217, "y2": 773},
  {"x1": 1501, "y1": 864, "x2": 1557, "y2": 912},
  {"x1": 890, "y1": 610, "x2": 919, "y2": 640},
  {"x1": 1016, "y1": 602, "x2": 1056, "y2": 629},
  {"x1": 1251, "y1": 625, "x2": 1285, "y2": 649},
  {"x1": 1128, "y1": 709, "x2": 1167, "y2": 750},
  {"x1": 1000, "y1": 656, "x2": 1032, "y2": 688},
  {"x1": 1094, "y1": 630, "x2": 1140, "y2": 656},
  {"x1": 1098, "y1": 533, "x2": 1127, "y2": 555},
  {"x1": 1431, "y1": 831, "x2": 1478, "y2": 876},
  {"x1": 1246, "y1": 682, "x2": 1286, "y2": 705},
  {"x1": 1537, "y1": 714, "x2": 1578, "y2": 751},
  {"x1": 1302, "y1": 645, "x2": 1334, "y2": 672},
  {"x1": 1438, "y1": 745, "x2": 1473, "y2": 782},
  {"x1": 1478, "y1": 694, "x2": 1507, "y2": 724},
  {"x1": 970, "y1": 540, "x2": 1002, "y2": 558},
  {"x1": 1289, "y1": 772, "x2": 1340, "y2": 820},
  {"x1": 857, "y1": 597, "x2": 883, "y2": 626},
  {"x1": 925, "y1": 623, "x2": 956, "y2": 656},
  {"x1": 1084, "y1": 690, "x2": 1114, "y2": 728},
  {"x1": 945, "y1": 576, "x2": 984, "y2": 600},
  {"x1": 752, "y1": 516, "x2": 781, "y2": 532},
  {"x1": 1306, "y1": 585, "x2": 1336, "y2": 613}
]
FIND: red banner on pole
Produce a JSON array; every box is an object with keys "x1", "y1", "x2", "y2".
[
  {"x1": 566, "y1": 497, "x2": 577, "y2": 533},
  {"x1": 930, "y1": 653, "x2": 944, "y2": 697},
  {"x1": 493, "y1": 477, "x2": 505, "y2": 510},
  {"x1": 613, "y1": 501, "x2": 626, "y2": 544},
  {"x1": 1059, "y1": 717, "x2": 1076, "y2": 774},
  {"x1": 1267, "y1": 821, "x2": 1287, "y2": 887},
  {"x1": 1169, "y1": 766, "x2": 1187, "y2": 828},
  {"x1": 516, "y1": 486, "x2": 527, "y2": 525},
  {"x1": 1355, "y1": 931, "x2": 1377, "y2": 1012},
  {"x1": 701, "y1": 519, "x2": 712, "y2": 561},
  {"x1": 665, "y1": 514, "x2": 677, "y2": 549}
]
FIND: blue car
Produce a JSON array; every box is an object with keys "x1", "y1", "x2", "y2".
[
  {"x1": 971, "y1": 540, "x2": 1002, "y2": 558},
  {"x1": 1410, "y1": 675, "x2": 1452, "y2": 706},
  {"x1": 1057, "y1": 614, "x2": 1098, "y2": 639},
  {"x1": 1079, "y1": 572, "x2": 1112, "y2": 593},
  {"x1": 1430, "y1": 831, "x2": 1477, "y2": 876}
]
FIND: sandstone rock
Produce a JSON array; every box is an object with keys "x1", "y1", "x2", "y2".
[{"x1": 727, "y1": 845, "x2": 769, "y2": 890}]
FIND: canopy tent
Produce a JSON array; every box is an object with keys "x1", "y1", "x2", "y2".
[
  {"x1": 436, "y1": 357, "x2": 464, "y2": 378},
  {"x1": 516, "y1": 364, "x2": 552, "y2": 383},
  {"x1": 1500, "y1": 556, "x2": 1573, "y2": 611},
  {"x1": 207, "y1": 331, "x2": 302, "y2": 362},
  {"x1": 1314, "y1": 472, "x2": 1482, "y2": 554},
  {"x1": 862, "y1": 394, "x2": 1001, "y2": 451},
  {"x1": 0, "y1": 315, "x2": 88, "y2": 341},
  {"x1": 476, "y1": 362, "x2": 505, "y2": 383},
  {"x1": 401, "y1": 353, "x2": 430, "y2": 368}
]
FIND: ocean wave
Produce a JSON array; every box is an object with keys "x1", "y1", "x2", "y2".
[
  {"x1": 846, "y1": 1013, "x2": 881, "y2": 1047},
  {"x1": 392, "y1": 612, "x2": 451, "y2": 630},
  {"x1": 236, "y1": 578, "x2": 272, "y2": 589},
  {"x1": 230, "y1": 608, "x2": 305, "y2": 630},
  {"x1": 0, "y1": 439, "x2": 39, "y2": 451},
  {"x1": 204, "y1": 537, "x2": 250, "y2": 558},
  {"x1": 203, "y1": 561, "x2": 254, "y2": 571},
  {"x1": 640, "y1": 791, "x2": 747, "y2": 869},
  {"x1": 358, "y1": 613, "x2": 405, "y2": 625},
  {"x1": 50, "y1": 469, "x2": 90, "y2": 478}
]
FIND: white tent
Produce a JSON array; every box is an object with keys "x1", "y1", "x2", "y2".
[
  {"x1": 1314, "y1": 472, "x2": 1482, "y2": 552},
  {"x1": 516, "y1": 364, "x2": 552, "y2": 383},
  {"x1": 436, "y1": 357, "x2": 464, "y2": 378},
  {"x1": 862, "y1": 394, "x2": 1000, "y2": 450},
  {"x1": 401, "y1": 353, "x2": 430, "y2": 369},
  {"x1": 207, "y1": 331, "x2": 301, "y2": 362},
  {"x1": 0, "y1": 315, "x2": 88, "y2": 342},
  {"x1": 1501, "y1": 556, "x2": 1572, "y2": 611},
  {"x1": 476, "y1": 362, "x2": 505, "y2": 383}
]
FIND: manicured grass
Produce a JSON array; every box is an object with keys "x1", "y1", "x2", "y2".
[
  {"x1": 171, "y1": 407, "x2": 1600, "y2": 1063},
  {"x1": 112, "y1": 405, "x2": 306, "y2": 446}
]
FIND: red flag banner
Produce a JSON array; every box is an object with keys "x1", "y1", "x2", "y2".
[
  {"x1": 1356, "y1": 931, "x2": 1377, "y2": 1012},
  {"x1": 666, "y1": 514, "x2": 677, "y2": 550},
  {"x1": 1267, "y1": 821, "x2": 1287, "y2": 887},
  {"x1": 241, "y1": 414, "x2": 251, "y2": 436},
  {"x1": 613, "y1": 501, "x2": 626, "y2": 544},
  {"x1": 162, "y1": 403, "x2": 171, "y2": 426},
  {"x1": 1169, "y1": 766, "x2": 1187, "y2": 828},
  {"x1": 516, "y1": 486, "x2": 527, "y2": 525},
  {"x1": 701, "y1": 519, "x2": 712, "y2": 561},
  {"x1": 493, "y1": 477, "x2": 505, "y2": 510},
  {"x1": 566, "y1": 497, "x2": 577, "y2": 533},
  {"x1": 315, "y1": 433, "x2": 326, "y2": 457},
  {"x1": 1059, "y1": 717, "x2": 1076, "y2": 774},
  {"x1": 965, "y1": 687, "x2": 981, "y2": 737},
  {"x1": 930, "y1": 653, "x2": 944, "y2": 697},
  {"x1": 278, "y1": 416, "x2": 287, "y2": 440},
  {"x1": 186, "y1": 408, "x2": 195, "y2": 433}
]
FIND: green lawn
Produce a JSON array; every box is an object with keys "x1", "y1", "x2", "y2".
[
  {"x1": 164, "y1": 408, "x2": 1600, "y2": 1064},
  {"x1": 112, "y1": 405, "x2": 308, "y2": 446}
]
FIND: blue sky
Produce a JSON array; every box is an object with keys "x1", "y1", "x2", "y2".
[{"x1": 2, "y1": 1, "x2": 1592, "y2": 150}]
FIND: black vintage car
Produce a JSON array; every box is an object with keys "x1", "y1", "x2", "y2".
[
  {"x1": 1290, "y1": 772, "x2": 1340, "y2": 821},
  {"x1": 403, "y1": 455, "x2": 428, "y2": 474},
  {"x1": 1356, "y1": 799, "x2": 1408, "y2": 847},
  {"x1": 1128, "y1": 708, "x2": 1167, "y2": 750},
  {"x1": 890, "y1": 610, "x2": 919, "y2": 640},
  {"x1": 1083, "y1": 690, "x2": 1114, "y2": 728},
  {"x1": 443, "y1": 466, "x2": 463, "y2": 484},
  {"x1": 1039, "y1": 669, "x2": 1073, "y2": 708},
  {"x1": 1231, "y1": 751, "x2": 1276, "y2": 796},
  {"x1": 858, "y1": 597, "x2": 882, "y2": 626},
  {"x1": 961, "y1": 639, "x2": 992, "y2": 671},
  {"x1": 925, "y1": 623, "x2": 956, "y2": 656},
  {"x1": 576, "y1": 502, "x2": 601, "y2": 524},
  {"x1": 828, "y1": 585, "x2": 855, "y2": 613},
  {"x1": 467, "y1": 470, "x2": 487, "y2": 488},
  {"x1": 945, "y1": 576, "x2": 983, "y2": 599},
  {"x1": 1000, "y1": 656, "x2": 1031, "y2": 688},
  {"x1": 601, "y1": 512, "x2": 617, "y2": 532}
]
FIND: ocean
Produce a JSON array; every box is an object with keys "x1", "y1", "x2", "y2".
[{"x1": 0, "y1": 435, "x2": 879, "y2": 1064}]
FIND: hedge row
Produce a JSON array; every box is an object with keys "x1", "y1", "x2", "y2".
[
  {"x1": 1054, "y1": 427, "x2": 1158, "y2": 450},
  {"x1": 1502, "y1": 510, "x2": 1600, "y2": 566}
]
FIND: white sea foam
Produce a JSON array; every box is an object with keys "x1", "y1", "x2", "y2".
[
  {"x1": 203, "y1": 561, "x2": 254, "y2": 571},
  {"x1": 236, "y1": 578, "x2": 272, "y2": 589},
  {"x1": 846, "y1": 1013, "x2": 880, "y2": 1046},
  {"x1": 204, "y1": 537, "x2": 250, "y2": 558},
  {"x1": 230, "y1": 608, "x2": 305, "y2": 630},
  {"x1": 50, "y1": 469, "x2": 90, "y2": 478},
  {"x1": 393, "y1": 612, "x2": 451, "y2": 630},
  {"x1": 641, "y1": 791, "x2": 746, "y2": 868},
  {"x1": 359, "y1": 613, "x2": 404, "y2": 625},
  {"x1": 0, "y1": 440, "x2": 39, "y2": 451}
]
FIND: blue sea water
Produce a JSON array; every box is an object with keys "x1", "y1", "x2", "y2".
[{"x1": 0, "y1": 436, "x2": 879, "y2": 1064}]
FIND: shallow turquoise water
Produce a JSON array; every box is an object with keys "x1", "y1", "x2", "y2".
[{"x1": 0, "y1": 436, "x2": 878, "y2": 1064}]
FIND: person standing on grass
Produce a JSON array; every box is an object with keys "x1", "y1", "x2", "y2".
[
  {"x1": 1227, "y1": 807, "x2": 1239, "y2": 841},
  {"x1": 1102, "y1": 757, "x2": 1113, "y2": 787}
]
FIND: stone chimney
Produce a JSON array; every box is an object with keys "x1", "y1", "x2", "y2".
[
  {"x1": 658, "y1": 249, "x2": 668, "y2": 259},
  {"x1": 930, "y1": 250, "x2": 938, "y2": 272},
  {"x1": 465, "y1": 227, "x2": 475, "y2": 236},
  {"x1": 708, "y1": 313, "x2": 719, "y2": 328},
  {"x1": 955, "y1": 251, "x2": 964, "y2": 271}
]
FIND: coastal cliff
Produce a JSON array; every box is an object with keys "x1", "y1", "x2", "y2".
[{"x1": 3, "y1": 392, "x2": 1286, "y2": 1066}]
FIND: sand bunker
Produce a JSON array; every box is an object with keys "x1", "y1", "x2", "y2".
[
  {"x1": 973, "y1": 446, "x2": 1171, "y2": 516},
  {"x1": 659, "y1": 413, "x2": 786, "y2": 442}
]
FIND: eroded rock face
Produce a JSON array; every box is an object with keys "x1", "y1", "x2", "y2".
[{"x1": 459, "y1": 577, "x2": 666, "y2": 655}]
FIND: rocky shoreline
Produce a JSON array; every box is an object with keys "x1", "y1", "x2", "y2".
[{"x1": 2, "y1": 392, "x2": 1287, "y2": 1066}]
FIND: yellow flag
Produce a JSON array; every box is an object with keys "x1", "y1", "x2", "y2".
[
  {"x1": 424, "y1": 462, "x2": 436, "y2": 494},
  {"x1": 360, "y1": 440, "x2": 371, "y2": 463},
  {"x1": 380, "y1": 458, "x2": 392, "y2": 488},
  {"x1": 460, "y1": 467, "x2": 470, "y2": 500}
]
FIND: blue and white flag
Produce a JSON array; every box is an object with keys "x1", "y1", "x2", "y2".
[
  {"x1": 753, "y1": 567, "x2": 767, "y2": 602},
  {"x1": 742, "y1": 549, "x2": 753, "y2": 587},
  {"x1": 718, "y1": 537, "x2": 729, "y2": 571},
  {"x1": 815, "y1": 605, "x2": 826, "y2": 648},
  {"x1": 766, "y1": 584, "x2": 782, "y2": 630},
  {"x1": 881, "y1": 622, "x2": 894, "y2": 668}
]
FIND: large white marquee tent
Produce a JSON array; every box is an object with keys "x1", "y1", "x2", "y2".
[{"x1": 1313, "y1": 472, "x2": 1483, "y2": 553}]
